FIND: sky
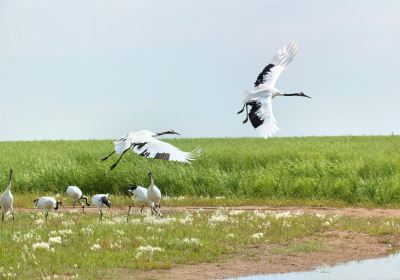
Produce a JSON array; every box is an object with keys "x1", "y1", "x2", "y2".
[{"x1": 0, "y1": 0, "x2": 399, "y2": 140}]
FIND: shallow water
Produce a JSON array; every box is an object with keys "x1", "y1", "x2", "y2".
[{"x1": 228, "y1": 253, "x2": 400, "y2": 280}]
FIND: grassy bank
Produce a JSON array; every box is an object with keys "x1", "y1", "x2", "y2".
[
  {"x1": 0, "y1": 136, "x2": 400, "y2": 205},
  {"x1": 1, "y1": 209, "x2": 400, "y2": 279}
]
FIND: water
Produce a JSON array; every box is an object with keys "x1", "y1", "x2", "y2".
[{"x1": 228, "y1": 253, "x2": 400, "y2": 280}]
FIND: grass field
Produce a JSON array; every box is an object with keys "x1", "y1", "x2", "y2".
[
  {"x1": 0, "y1": 136, "x2": 400, "y2": 206},
  {"x1": 1, "y1": 208, "x2": 400, "y2": 279}
]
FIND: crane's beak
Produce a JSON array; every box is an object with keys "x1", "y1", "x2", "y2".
[
  {"x1": 302, "y1": 93, "x2": 311, "y2": 98},
  {"x1": 171, "y1": 130, "x2": 180, "y2": 135}
]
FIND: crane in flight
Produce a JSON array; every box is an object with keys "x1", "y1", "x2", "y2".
[{"x1": 238, "y1": 42, "x2": 311, "y2": 138}]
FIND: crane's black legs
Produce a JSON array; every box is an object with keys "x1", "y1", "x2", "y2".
[
  {"x1": 238, "y1": 103, "x2": 249, "y2": 124},
  {"x1": 151, "y1": 206, "x2": 162, "y2": 217},
  {"x1": 127, "y1": 205, "x2": 132, "y2": 222},
  {"x1": 242, "y1": 104, "x2": 249, "y2": 124},
  {"x1": 101, "y1": 151, "x2": 115, "y2": 161},
  {"x1": 99, "y1": 209, "x2": 103, "y2": 222},
  {"x1": 109, "y1": 149, "x2": 130, "y2": 170},
  {"x1": 140, "y1": 205, "x2": 144, "y2": 213},
  {"x1": 237, "y1": 104, "x2": 246, "y2": 114}
]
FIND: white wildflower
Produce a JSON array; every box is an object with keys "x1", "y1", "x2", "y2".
[
  {"x1": 48, "y1": 236, "x2": 62, "y2": 244},
  {"x1": 253, "y1": 210, "x2": 267, "y2": 219},
  {"x1": 62, "y1": 220, "x2": 75, "y2": 227},
  {"x1": 129, "y1": 219, "x2": 141, "y2": 225},
  {"x1": 182, "y1": 238, "x2": 202, "y2": 247},
  {"x1": 315, "y1": 213, "x2": 326, "y2": 219},
  {"x1": 251, "y1": 233, "x2": 264, "y2": 240},
  {"x1": 229, "y1": 209, "x2": 244, "y2": 216},
  {"x1": 209, "y1": 212, "x2": 228, "y2": 225},
  {"x1": 135, "y1": 236, "x2": 144, "y2": 242},
  {"x1": 283, "y1": 221, "x2": 291, "y2": 228},
  {"x1": 90, "y1": 244, "x2": 101, "y2": 251},
  {"x1": 114, "y1": 229, "x2": 125, "y2": 236},
  {"x1": 179, "y1": 215, "x2": 193, "y2": 225},
  {"x1": 135, "y1": 245, "x2": 163, "y2": 259},
  {"x1": 32, "y1": 242, "x2": 50, "y2": 251},
  {"x1": 81, "y1": 227, "x2": 94, "y2": 235},
  {"x1": 273, "y1": 211, "x2": 295, "y2": 219},
  {"x1": 144, "y1": 216, "x2": 176, "y2": 225},
  {"x1": 57, "y1": 229, "x2": 73, "y2": 236},
  {"x1": 35, "y1": 219, "x2": 45, "y2": 226}
]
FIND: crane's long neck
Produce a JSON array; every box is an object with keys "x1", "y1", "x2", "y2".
[
  {"x1": 283, "y1": 92, "x2": 302, "y2": 97},
  {"x1": 148, "y1": 175, "x2": 155, "y2": 188},
  {"x1": 81, "y1": 196, "x2": 90, "y2": 206},
  {"x1": 155, "y1": 131, "x2": 170, "y2": 137},
  {"x1": 6, "y1": 170, "x2": 13, "y2": 191}
]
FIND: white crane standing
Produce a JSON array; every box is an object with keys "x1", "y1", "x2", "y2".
[
  {"x1": 34, "y1": 197, "x2": 65, "y2": 221},
  {"x1": 65, "y1": 186, "x2": 90, "y2": 213},
  {"x1": 101, "y1": 130, "x2": 201, "y2": 170},
  {"x1": 126, "y1": 185, "x2": 153, "y2": 221},
  {"x1": 0, "y1": 169, "x2": 14, "y2": 223},
  {"x1": 91, "y1": 194, "x2": 111, "y2": 221},
  {"x1": 146, "y1": 171, "x2": 162, "y2": 216},
  {"x1": 238, "y1": 42, "x2": 311, "y2": 138}
]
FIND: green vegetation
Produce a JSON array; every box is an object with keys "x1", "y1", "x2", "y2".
[
  {"x1": 1, "y1": 209, "x2": 399, "y2": 279},
  {"x1": 0, "y1": 136, "x2": 400, "y2": 206}
]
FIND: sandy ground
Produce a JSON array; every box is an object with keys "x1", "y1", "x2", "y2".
[{"x1": 14, "y1": 205, "x2": 400, "y2": 279}]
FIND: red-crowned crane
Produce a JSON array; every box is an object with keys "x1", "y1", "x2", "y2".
[{"x1": 238, "y1": 42, "x2": 311, "y2": 138}]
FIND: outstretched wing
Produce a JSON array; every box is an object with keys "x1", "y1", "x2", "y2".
[
  {"x1": 113, "y1": 135, "x2": 132, "y2": 155},
  {"x1": 254, "y1": 42, "x2": 299, "y2": 88},
  {"x1": 248, "y1": 97, "x2": 279, "y2": 138},
  {"x1": 132, "y1": 139, "x2": 201, "y2": 163}
]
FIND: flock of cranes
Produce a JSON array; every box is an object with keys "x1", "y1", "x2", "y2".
[
  {"x1": 0, "y1": 42, "x2": 310, "y2": 222},
  {"x1": 1, "y1": 169, "x2": 160, "y2": 222}
]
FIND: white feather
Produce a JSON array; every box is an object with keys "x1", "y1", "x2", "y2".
[
  {"x1": 258, "y1": 42, "x2": 298, "y2": 89},
  {"x1": 65, "y1": 186, "x2": 82, "y2": 201}
]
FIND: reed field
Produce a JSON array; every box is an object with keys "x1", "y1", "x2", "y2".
[{"x1": 0, "y1": 136, "x2": 400, "y2": 206}]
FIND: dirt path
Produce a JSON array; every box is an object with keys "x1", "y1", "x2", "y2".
[{"x1": 15, "y1": 205, "x2": 400, "y2": 218}]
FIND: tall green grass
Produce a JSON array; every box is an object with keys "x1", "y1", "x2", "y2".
[{"x1": 0, "y1": 136, "x2": 399, "y2": 205}]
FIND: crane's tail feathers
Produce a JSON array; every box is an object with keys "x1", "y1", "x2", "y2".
[
  {"x1": 186, "y1": 147, "x2": 202, "y2": 163},
  {"x1": 257, "y1": 120, "x2": 279, "y2": 139}
]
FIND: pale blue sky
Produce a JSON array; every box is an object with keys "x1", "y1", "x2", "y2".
[{"x1": 0, "y1": 0, "x2": 399, "y2": 140}]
